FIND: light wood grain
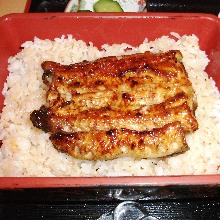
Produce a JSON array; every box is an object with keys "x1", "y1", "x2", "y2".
[{"x1": 0, "y1": 0, "x2": 28, "y2": 17}]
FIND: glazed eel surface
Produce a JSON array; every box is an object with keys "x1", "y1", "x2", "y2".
[{"x1": 30, "y1": 50, "x2": 198, "y2": 160}]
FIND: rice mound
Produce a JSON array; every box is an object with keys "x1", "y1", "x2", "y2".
[{"x1": 0, "y1": 33, "x2": 220, "y2": 177}]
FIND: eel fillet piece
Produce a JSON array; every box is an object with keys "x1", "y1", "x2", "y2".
[
  {"x1": 50, "y1": 122, "x2": 188, "y2": 160},
  {"x1": 30, "y1": 92, "x2": 198, "y2": 133},
  {"x1": 42, "y1": 50, "x2": 196, "y2": 111},
  {"x1": 30, "y1": 50, "x2": 198, "y2": 160},
  {"x1": 45, "y1": 82, "x2": 194, "y2": 112}
]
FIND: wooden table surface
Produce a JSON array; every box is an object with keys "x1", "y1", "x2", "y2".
[{"x1": 0, "y1": 0, "x2": 28, "y2": 17}]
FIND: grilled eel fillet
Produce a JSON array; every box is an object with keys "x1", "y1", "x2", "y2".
[
  {"x1": 31, "y1": 92, "x2": 197, "y2": 133},
  {"x1": 30, "y1": 50, "x2": 198, "y2": 160},
  {"x1": 50, "y1": 122, "x2": 188, "y2": 160},
  {"x1": 42, "y1": 50, "x2": 196, "y2": 111}
]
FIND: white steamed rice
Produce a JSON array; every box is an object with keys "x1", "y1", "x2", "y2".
[{"x1": 0, "y1": 33, "x2": 220, "y2": 177}]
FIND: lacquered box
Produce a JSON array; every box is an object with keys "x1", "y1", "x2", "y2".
[{"x1": 0, "y1": 13, "x2": 219, "y2": 191}]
